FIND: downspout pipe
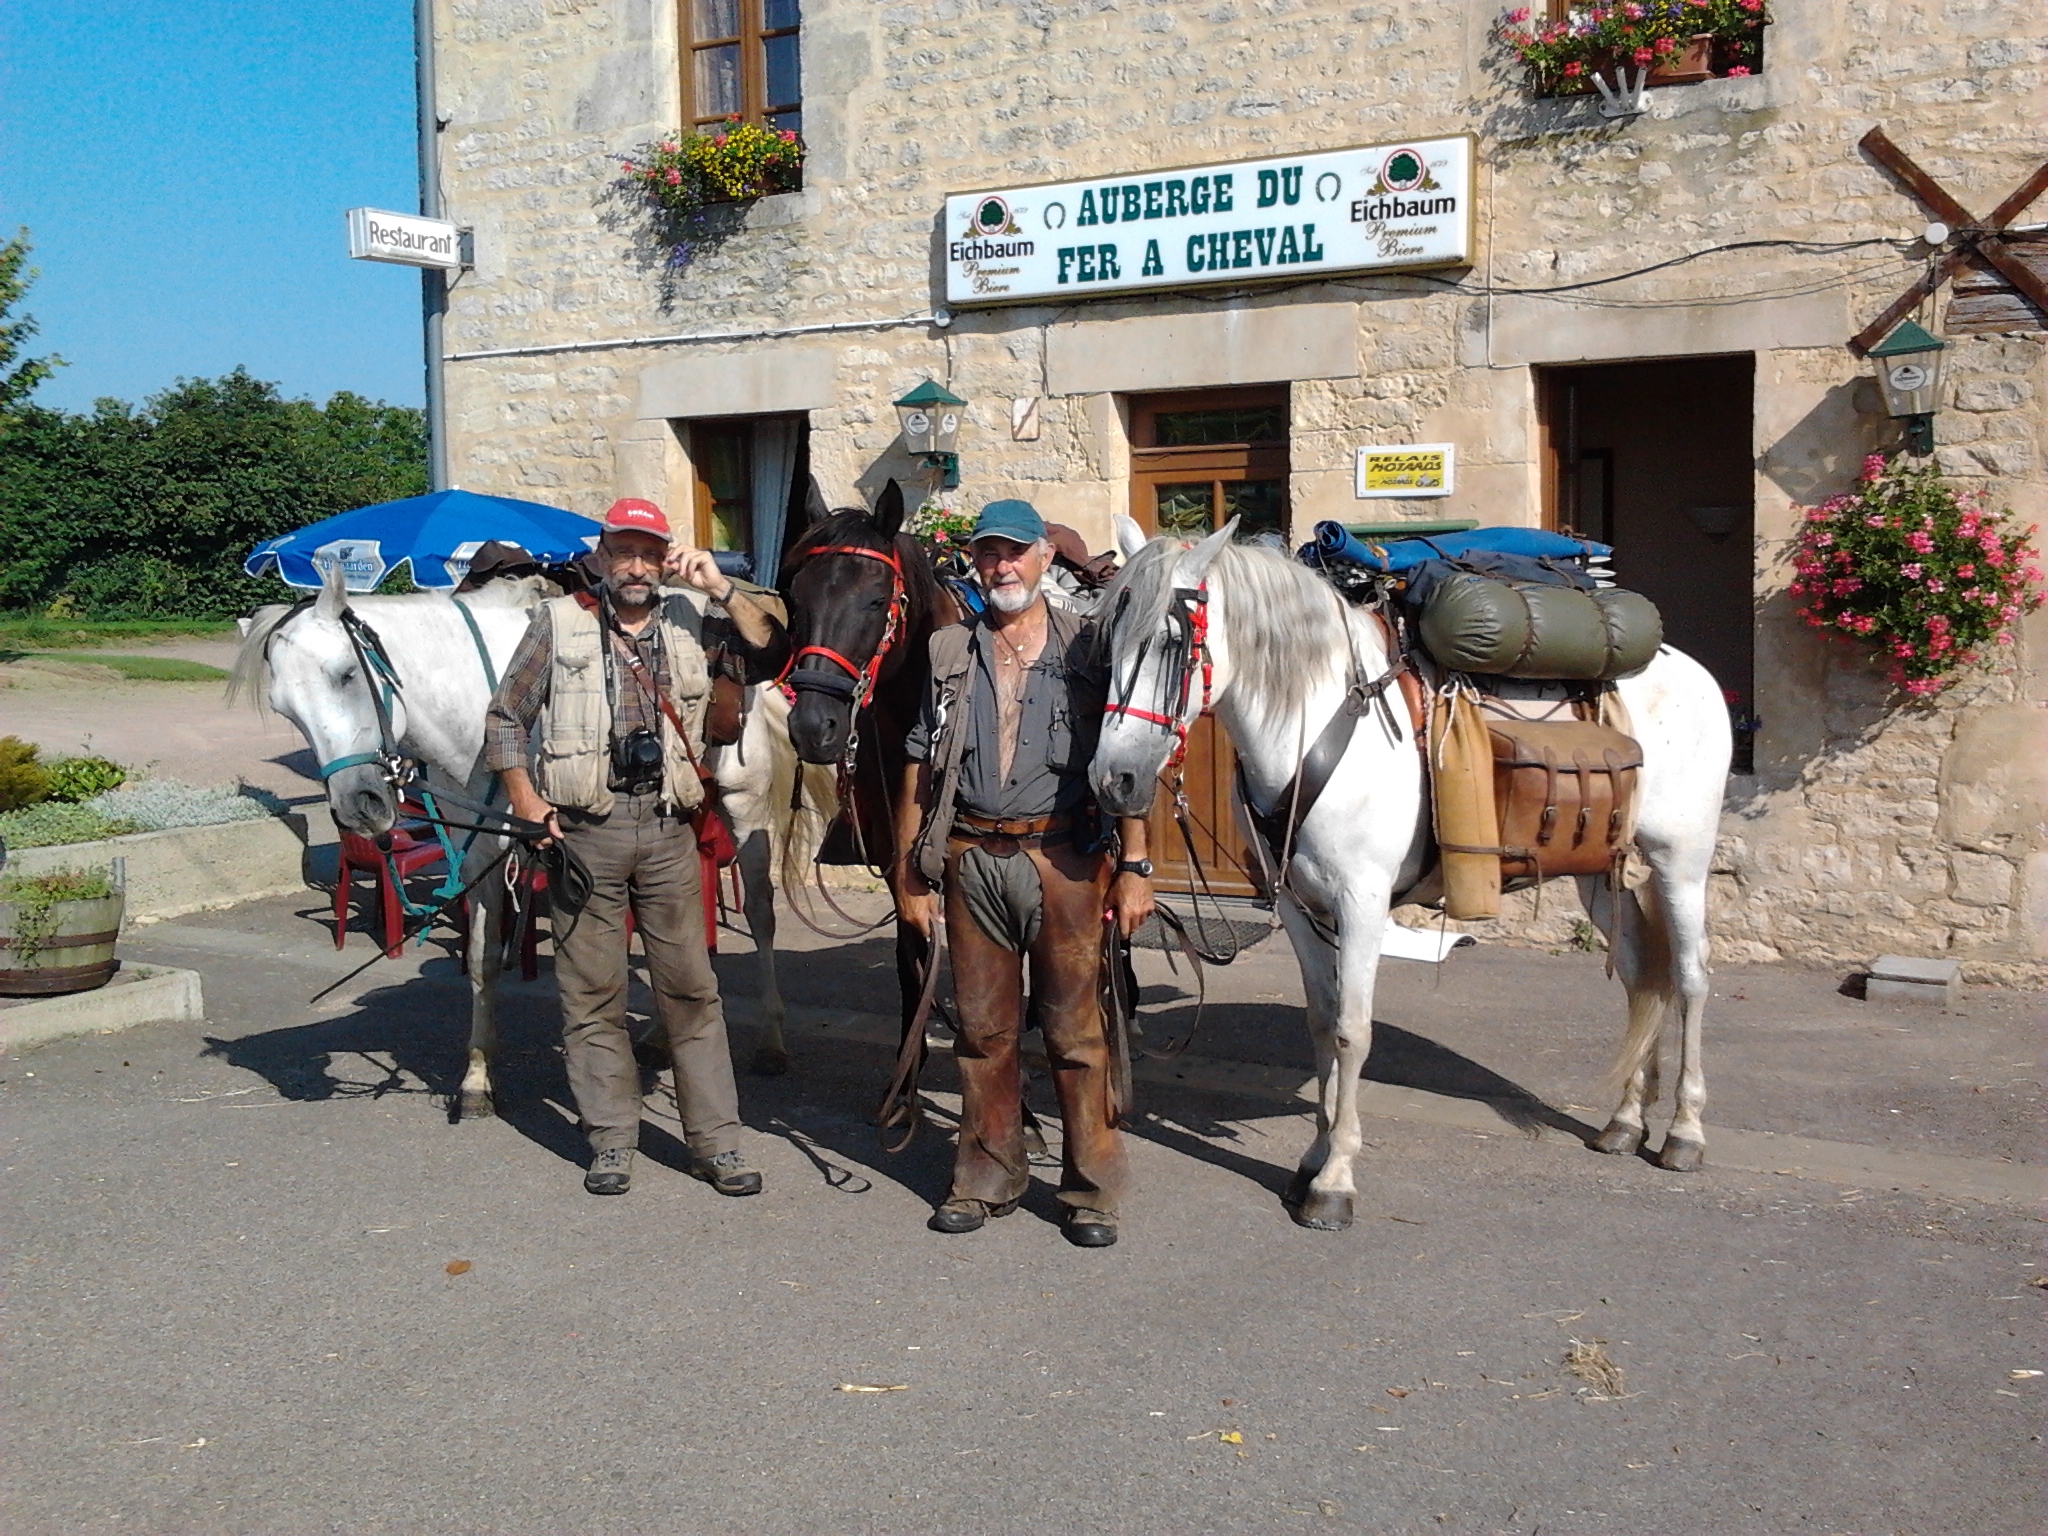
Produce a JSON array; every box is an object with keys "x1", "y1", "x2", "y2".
[{"x1": 416, "y1": 0, "x2": 449, "y2": 490}]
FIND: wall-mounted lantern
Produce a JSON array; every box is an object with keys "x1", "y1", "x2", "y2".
[
  {"x1": 1868, "y1": 319, "x2": 1947, "y2": 456},
  {"x1": 893, "y1": 380, "x2": 966, "y2": 489}
]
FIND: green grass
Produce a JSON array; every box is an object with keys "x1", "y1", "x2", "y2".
[
  {"x1": 0, "y1": 616, "x2": 237, "y2": 650},
  {"x1": 0, "y1": 650, "x2": 230, "y2": 681}
]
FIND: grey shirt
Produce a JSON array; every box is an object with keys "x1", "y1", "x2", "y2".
[{"x1": 905, "y1": 617, "x2": 1102, "y2": 820}]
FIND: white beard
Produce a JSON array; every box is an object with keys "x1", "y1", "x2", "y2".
[{"x1": 984, "y1": 573, "x2": 1042, "y2": 614}]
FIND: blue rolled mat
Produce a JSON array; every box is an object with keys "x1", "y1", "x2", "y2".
[{"x1": 1307, "y1": 522, "x2": 1611, "y2": 574}]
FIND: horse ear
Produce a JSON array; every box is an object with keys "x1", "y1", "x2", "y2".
[
  {"x1": 1173, "y1": 517, "x2": 1239, "y2": 587},
  {"x1": 872, "y1": 479, "x2": 906, "y2": 538},
  {"x1": 314, "y1": 562, "x2": 351, "y2": 620},
  {"x1": 1112, "y1": 513, "x2": 1149, "y2": 561},
  {"x1": 802, "y1": 475, "x2": 829, "y2": 526}
]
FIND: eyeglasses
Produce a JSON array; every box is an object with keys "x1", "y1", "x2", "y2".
[{"x1": 971, "y1": 542, "x2": 1039, "y2": 568}]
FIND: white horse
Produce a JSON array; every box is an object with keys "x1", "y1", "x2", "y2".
[
  {"x1": 232, "y1": 567, "x2": 829, "y2": 1118},
  {"x1": 1091, "y1": 518, "x2": 1729, "y2": 1230}
]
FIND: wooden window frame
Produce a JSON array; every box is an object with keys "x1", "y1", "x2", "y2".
[
  {"x1": 689, "y1": 419, "x2": 754, "y2": 554},
  {"x1": 1129, "y1": 386, "x2": 1290, "y2": 536},
  {"x1": 681, "y1": 0, "x2": 801, "y2": 131}
]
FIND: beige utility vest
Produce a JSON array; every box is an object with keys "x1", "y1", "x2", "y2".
[{"x1": 531, "y1": 592, "x2": 711, "y2": 817}]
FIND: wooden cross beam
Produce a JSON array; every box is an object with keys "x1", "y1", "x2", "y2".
[{"x1": 1849, "y1": 128, "x2": 2048, "y2": 356}]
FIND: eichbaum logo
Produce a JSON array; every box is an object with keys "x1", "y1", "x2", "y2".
[
  {"x1": 967, "y1": 195, "x2": 1022, "y2": 237},
  {"x1": 1367, "y1": 148, "x2": 1440, "y2": 196}
]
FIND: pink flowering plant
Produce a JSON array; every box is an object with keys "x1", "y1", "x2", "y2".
[
  {"x1": 1498, "y1": 0, "x2": 1768, "y2": 94},
  {"x1": 620, "y1": 118, "x2": 804, "y2": 221},
  {"x1": 1790, "y1": 454, "x2": 2044, "y2": 697},
  {"x1": 908, "y1": 498, "x2": 976, "y2": 548}
]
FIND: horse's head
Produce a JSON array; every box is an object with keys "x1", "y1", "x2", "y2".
[
  {"x1": 234, "y1": 567, "x2": 408, "y2": 836},
  {"x1": 780, "y1": 508, "x2": 911, "y2": 764},
  {"x1": 1090, "y1": 514, "x2": 1238, "y2": 818}
]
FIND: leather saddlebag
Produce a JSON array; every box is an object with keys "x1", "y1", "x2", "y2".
[
  {"x1": 1489, "y1": 719, "x2": 1642, "y2": 887},
  {"x1": 706, "y1": 674, "x2": 745, "y2": 746}
]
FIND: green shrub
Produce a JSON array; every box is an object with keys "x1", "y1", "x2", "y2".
[
  {"x1": 0, "y1": 736, "x2": 51, "y2": 812},
  {"x1": 0, "y1": 800, "x2": 134, "y2": 847},
  {"x1": 43, "y1": 754, "x2": 128, "y2": 802}
]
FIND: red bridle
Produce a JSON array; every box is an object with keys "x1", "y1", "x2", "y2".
[
  {"x1": 1103, "y1": 583, "x2": 1212, "y2": 773},
  {"x1": 781, "y1": 543, "x2": 906, "y2": 710}
]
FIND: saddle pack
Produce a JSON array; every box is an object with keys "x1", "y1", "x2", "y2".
[{"x1": 1311, "y1": 527, "x2": 1659, "y2": 920}]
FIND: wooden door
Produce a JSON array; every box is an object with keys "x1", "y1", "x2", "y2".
[{"x1": 1127, "y1": 389, "x2": 1289, "y2": 897}]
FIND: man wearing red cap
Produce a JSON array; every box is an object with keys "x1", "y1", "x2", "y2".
[{"x1": 485, "y1": 499, "x2": 788, "y2": 1197}]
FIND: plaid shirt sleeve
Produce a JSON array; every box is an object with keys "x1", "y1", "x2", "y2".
[{"x1": 483, "y1": 614, "x2": 553, "y2": 774}]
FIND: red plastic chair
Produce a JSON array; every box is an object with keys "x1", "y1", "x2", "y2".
[{"x1": 335, "y1": 828, "x2": 451, "y2": 958}]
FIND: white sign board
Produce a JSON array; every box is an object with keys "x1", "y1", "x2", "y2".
[
  {"x1": 310, "y1": 538, "x2": 389, "y2": 592},
  {"x1": 347, "y1": 207, "x2": 465, "y2": 270},
  {"x1": 1356, "y1": 442, "x2": 1455, "y2": 499},
  {"x1": 943, "y1": 135, "x2": 1473, "y2": 307}
]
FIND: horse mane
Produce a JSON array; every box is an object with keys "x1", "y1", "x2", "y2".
[
  {"x1": 225, "y1": 579, "x2": 550, "y2": 710},
  {"x1": 226, "y1": 598, "x2": 310, "y2": 707},
  {"x1": 1100, "y1": 535, "x2": 1351, "y2": 725}
]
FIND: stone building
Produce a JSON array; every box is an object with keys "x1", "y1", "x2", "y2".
[{"x1": 432, "y1": 0, "x2": 2048, "y2": 980}]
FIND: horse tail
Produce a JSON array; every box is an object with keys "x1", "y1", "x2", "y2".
[
  {"x1": 1596, "y1": 877, "x2": 1676, "y2": 1106},
  {"x1": 776, "y1": 760, "x2": 837, "y2": 893}
]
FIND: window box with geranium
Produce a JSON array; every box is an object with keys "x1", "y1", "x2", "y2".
[
  {"x1": 1499, "y1": 0, "x2": 1769, "y2": 97},
  {"x1": 1790, "y1": 455, "x2": 2044, "y2": 698},
  {"x1": 620, "y1": 117, "x2": 804, "y2": 264}
]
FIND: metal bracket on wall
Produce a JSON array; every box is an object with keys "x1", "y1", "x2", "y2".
[{"x1": 1591, "y1": 66, "x2": 1648, "y2": 121}]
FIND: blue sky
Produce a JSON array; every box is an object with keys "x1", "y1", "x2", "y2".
[{"x1": 1, "y1": 1, "x2": 424, "y2": 412}]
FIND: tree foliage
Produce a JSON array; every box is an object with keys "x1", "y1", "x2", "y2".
[
  {"x1": 0, "y1": 229, "x2": 64, "y2": 422},
  {"x1": 0, "y1": 368, "x2": 426, "y2": 618}
]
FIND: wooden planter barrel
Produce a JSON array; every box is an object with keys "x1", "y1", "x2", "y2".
[{"x1": 0, "y1": 890, "x2": 125, "y2": 996}]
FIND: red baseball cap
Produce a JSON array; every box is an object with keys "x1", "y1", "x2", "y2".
[{"x1": 600, "y1": 498, "x2": 673, "y2": 543}]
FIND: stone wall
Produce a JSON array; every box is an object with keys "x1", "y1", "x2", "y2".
[{"x1": 435, "y1": 0, "x2": 2048, "y2": 978}]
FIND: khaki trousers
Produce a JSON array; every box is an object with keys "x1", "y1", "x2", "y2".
[
  {"x1": 943, "y1": 835, "x2": 1126, "y2": 1215},
  {"x1": 554, "y1": 791, "x2": 741, "y2": 1157}
]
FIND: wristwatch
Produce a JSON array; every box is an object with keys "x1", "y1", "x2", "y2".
[{"x1": 1115, "y1": 858, "x2": 1154, "y2": 878}]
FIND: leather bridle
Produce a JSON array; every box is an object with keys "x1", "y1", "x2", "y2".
[
  {"x1": 781, "y1": 543, "x2": 906, "y2": 715},
  {"x1": 1103, "y1": 582, "x2": 1212, "y2": 773}
]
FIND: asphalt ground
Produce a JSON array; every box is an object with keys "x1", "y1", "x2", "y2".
[{"x1": 4, "y1": 887, "x2": 2044, "y2": 1535}]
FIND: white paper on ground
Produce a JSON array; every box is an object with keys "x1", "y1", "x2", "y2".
[{"x1": 1381, "y1": 921, "x2": 1476, "y2": 964}]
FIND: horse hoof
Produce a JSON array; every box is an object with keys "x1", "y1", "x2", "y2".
[
  {"x1": 1593, "y1": 1120, "x2": 1646, "y2": 1157},
  {"x1": 457, "y1": 1091, "x2": 496, "y2": 1121},
  {"x1": 1283, "y1": 1167, "x2": 1315, "y2": 1208},
  {"x1": 1290, "y1": 1190, "x2": 1354, "y2": 1231},
  {"x1": 1657, "y1": 1136, "x2": 1705, "y2": 1172},
  {"x1": 752, "y1": 1045, "x2": 790, "y2": 1077}
]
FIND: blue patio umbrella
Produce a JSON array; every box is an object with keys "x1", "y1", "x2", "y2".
[{"x1": 245, "y1": 488, "x2": 604, "y2": 592}]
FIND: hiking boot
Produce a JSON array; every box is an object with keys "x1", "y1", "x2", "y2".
[
  {"x1": 689, "y1": 1148, "x2": 763, "y2": 1197},
  {"x1": 584, "y1": 1147, "x2": 634, "y2": 1195},
  {"x1": 927, "y1": 1197, "x2": 1018, "y2": 1234}
]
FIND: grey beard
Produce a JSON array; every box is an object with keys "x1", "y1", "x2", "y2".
[
  {"x1": 984, "y1": 574, "x2": 1041, "y2": 614},
  {"x1": 604, "y1": 573, "x2": 656, "y2": 606}
]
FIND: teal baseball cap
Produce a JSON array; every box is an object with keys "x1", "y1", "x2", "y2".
[{"x1": 970, "y1": 499, "x2": 1047, "y2": 546}]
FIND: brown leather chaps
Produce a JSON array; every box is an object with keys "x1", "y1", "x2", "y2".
[{"x1": 942, "y1": 835, "x2": 1126, "y2": 1215}]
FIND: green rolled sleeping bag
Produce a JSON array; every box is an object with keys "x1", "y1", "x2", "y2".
[{"x1": 1416, "y1": 572, "x2": 1663, "y2": 680}]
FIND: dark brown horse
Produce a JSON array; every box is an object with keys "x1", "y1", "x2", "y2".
[{"x1": 779, "y1": 492, "x2": 957, "y2": 1038}]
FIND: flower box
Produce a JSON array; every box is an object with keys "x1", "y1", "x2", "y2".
[{"x1": 1500, "y1": 3, "x2": 1768, "y2": 97}]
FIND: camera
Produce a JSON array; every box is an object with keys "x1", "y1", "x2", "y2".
[{"x1": 610, "y1": 727, "x2": 664, "y2": 791}]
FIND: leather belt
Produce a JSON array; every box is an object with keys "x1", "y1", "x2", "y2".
[{"x1": 951, "y1": 810, "x2": 1076, "y2": 855}]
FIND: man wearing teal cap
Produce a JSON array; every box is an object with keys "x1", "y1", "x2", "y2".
[{"x1": 896, "y1": 499, "x2": 1154, "y2": 1247}]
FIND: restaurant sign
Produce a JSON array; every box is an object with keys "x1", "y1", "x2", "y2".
[
  {"x1": 943, "y1": 135, "x2": 1472, "y2": 306},
  {"x1": 1356, "y1": 442, "x2": 1454, "y2": 499}
]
